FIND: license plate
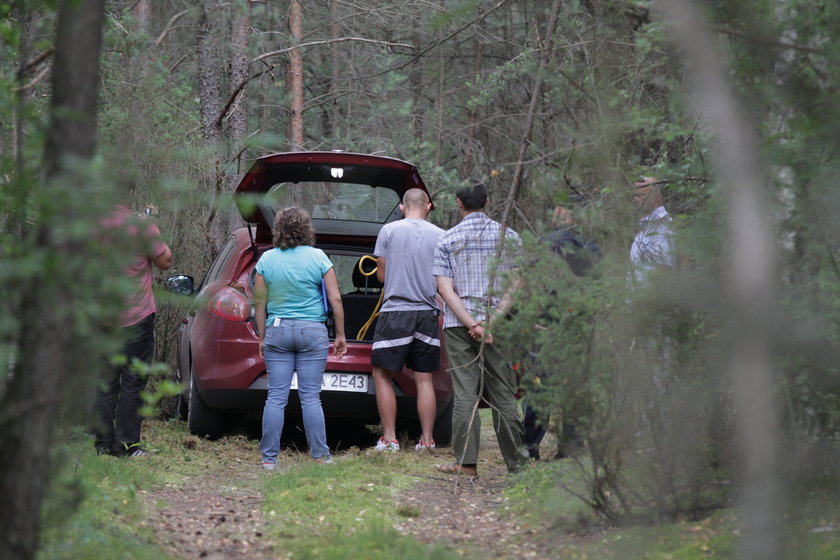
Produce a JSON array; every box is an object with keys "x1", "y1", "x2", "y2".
[{"x1": 290, "y1": 372, "x2": 368, "y2": 393}]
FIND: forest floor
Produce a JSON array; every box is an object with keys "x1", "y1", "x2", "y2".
[{"x1": 140, "y1": 422, "x2": 592, "y2": 559}]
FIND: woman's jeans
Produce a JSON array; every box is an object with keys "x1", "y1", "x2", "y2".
[{"x1": 260, "y1": 319, "x2": 330, "y2": 462}]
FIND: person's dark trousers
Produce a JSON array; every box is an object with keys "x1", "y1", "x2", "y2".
[
  {"x1": 93, "y1": 313, "x2": 155, "y2": 456},
  {"x1": 522, "y1": 399, "x2": 547, "y2": 460},
  {"x1": 523, "y1": 397, "x2": 583, "y2": 459}
]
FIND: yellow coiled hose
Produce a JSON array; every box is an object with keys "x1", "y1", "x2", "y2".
[{"x1": 355, "y1": 255, "x2": 383, "y2": 340}]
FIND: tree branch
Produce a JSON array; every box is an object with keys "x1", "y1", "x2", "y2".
[
  {"x1": 500, "y1": 0, "x2": 562, "y2": 229},
  {"x1": 362, "y1": 0, "x2": 513, "y2": 80},
  {"x1": 252, "y1": 37, "x2": 413, "y2": 64},
  {"x1": 155, "y1": 9, "x2": 189, "y2": 47},
  {"x1": 14, "y1": 65, "x2": 51, "y2": 92},
  {"x1": 16, "y1": 47, "x2": 55, "y2": 79},
  {"x1": 710, "y1": 24, "x2": 825, "y2": 55},
  {"x1": 215, "y1": 65, "x2": 276, "y2": 128}
]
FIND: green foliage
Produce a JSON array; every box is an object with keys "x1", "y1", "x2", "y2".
[
  {"x1": 40, "y1": 419, "x2": 460, "y2": 560},
  {"x1": 38, "y1": 428, "x2": 170, "y2": 560},
  {"x1": 430, "y1": 0, "x2": 482, "y2": 30},
  {"x1": 293, "y1": 527, "x2": 456, "y2": 560},
  {"x1": 3, "y1": 0, "x2": 840, "y2": 550}
]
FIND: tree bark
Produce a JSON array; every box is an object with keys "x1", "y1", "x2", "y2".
[
  {"x1": 326, "y1": 0, "x2": 341, "y2": 139},
  {"x1": 288, "y1": 0, "x2": 305, "y2": 149},
  {"x1": 229, "y1": 0, "x2": 251, "y2": 145},
  {"x1": 197, "y1": 0, "x2": 230, "y2": 253},
  {"x1": 131, "y1": 0, "x2": 150, "y2": 33},
  {"x1": 10, "y1": 7, "x2": 35, "y2": 240},
  {"x1": 197, "y1": 0, "x2": 223, "y2": 146},
  {"x1": 461, "y1": 29, "x2": 482, "y2": 177},
  {"x1": 0, "y1": 1, "x2": 105, "y2": 558}
]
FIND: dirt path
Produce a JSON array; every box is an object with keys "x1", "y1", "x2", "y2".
[
  {"x1": 143, "y1": 431, "x2": 564, "y2": 559},
  {"x1": 395, "y1": 459, "x2": 546, "y2": 558},
  {"x1": 144, "y1": 466, "x2": 277, "y2": 559}
]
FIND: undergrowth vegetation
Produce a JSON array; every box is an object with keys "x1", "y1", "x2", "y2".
[{"x1": 35, "y1": 417, "x2": 840, "y2": 559}]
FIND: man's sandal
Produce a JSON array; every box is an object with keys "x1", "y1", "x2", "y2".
[{"x1": 436, "y1": 463, "x2": 478, "y2": 477}]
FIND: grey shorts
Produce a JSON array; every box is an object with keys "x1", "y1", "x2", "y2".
[{"x1": 371, "y1": 310, "x2": 441, "y2": 373}]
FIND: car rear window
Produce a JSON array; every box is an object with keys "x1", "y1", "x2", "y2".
[
  {"x1": 266, "y1": 182, "x2": 400, "y2": 224},
  {"x1": 325, "y1": 252, "x2": 369, "y2": 293}
]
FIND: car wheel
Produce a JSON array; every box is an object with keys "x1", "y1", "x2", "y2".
[
  {"x1": 187, "y1": 368, "x2": 225, "y2": 439},
  {"x1": 433, "y1": 397, "x2": 453, "y2": 447}
]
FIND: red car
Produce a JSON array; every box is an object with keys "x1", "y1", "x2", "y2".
[{"x1": 166, "y1": 152, "x2": 453, "y2": 445}]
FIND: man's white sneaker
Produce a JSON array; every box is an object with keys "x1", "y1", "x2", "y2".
[
  {"x1": 415, "y1": 440, "x2": 436, "y2": 452},
  {"x1": 374, "y1": 436, "x2": 400, "y2": 452}
]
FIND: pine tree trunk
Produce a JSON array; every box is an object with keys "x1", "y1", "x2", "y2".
[
  {"x1": 131, "y1": 0, "x2": 150, "y2": 33},
  {"x1": 288, "y1": 0, "x2": 305, "y2": 149},
  {"x1": 197, "y1": 0, "x2": 223, "y2": 146},
  {"x1": 326, "y1": 0, "x2": 341, "y2": 139},
  {"x1": 197, "y1": 0, "x2": 230, "y2": 253},
  {"x1": 229, "y1": 1, "x2": 250, "y2": 145}
]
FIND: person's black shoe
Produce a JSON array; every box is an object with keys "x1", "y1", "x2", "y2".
[
  {"x1": 95, "y1": 445, "x2": 116, "y2": 456},
  {"x1": 122, "y1": 442, "x2": 150, "y2": 457}
]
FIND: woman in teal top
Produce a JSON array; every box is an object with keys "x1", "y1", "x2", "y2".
[{"x1": 254, "y1": 207, "x2": 347, "y2": 469}]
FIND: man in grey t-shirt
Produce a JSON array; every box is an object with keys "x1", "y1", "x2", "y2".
[{"x1": 371, "y1": 188, "x2": 444, "y2": 452}]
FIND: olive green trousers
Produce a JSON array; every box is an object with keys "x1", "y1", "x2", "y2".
[{"x1": 444, "y1": 327, "x2": 528, "y2": 472}]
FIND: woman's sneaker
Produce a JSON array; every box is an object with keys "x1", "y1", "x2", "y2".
[
  {"x1": 374, "y1": 436, "x2": 400, "y2": 452},
  {"x1": 262, "y1": 461, "x2": 277, "y2": 471},
  {"x1": 315, "y1": 456, "x2": 334, "y2": 465},
  {"x1": 415, "y1": 440, "x2": 436, "y2": 452}
]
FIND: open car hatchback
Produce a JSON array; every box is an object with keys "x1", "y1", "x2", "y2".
[{"x1": 166, "y1": 151, "x2": 453, "y2": 446}]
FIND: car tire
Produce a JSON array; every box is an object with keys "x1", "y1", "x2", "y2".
[
  {"x1": 432, "y1": 397, "x2": 453, "y2": 447},
  {"x1": 187, "y1": 368, "x2": 224, "y2": 439}
]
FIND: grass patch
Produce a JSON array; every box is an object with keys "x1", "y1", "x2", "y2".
[
  {"x1": 292, "y1": 525, "x2": 455, "y2": 560},
  {"x1": 506, "y1": 455, "x2": 597, "y2": 532},
  {"x1": 260, "y1": 450, "x2": 459, "y2": 559},
  {"x1": 505, "y1": 455, "x2": 840, "y2": 559},
  {"x1": 38, "y1": 427, "x2": 171, "y2": 560},
  {"x1": 38, "y1": 419, "x2": 460, "y2": 560},
  {"x1": 38, "y1": 419, "x2": 266, "y2": 559},
  {"x1": 43, "y1": 415, "x2": 840, "y2": 559}
]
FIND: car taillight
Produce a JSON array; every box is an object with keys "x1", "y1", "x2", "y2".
[{"x1": 208, "y1": 287, "x2": 250, "y2": 322}]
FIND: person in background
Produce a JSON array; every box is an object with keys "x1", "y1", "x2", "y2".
[
  {"x1": 523, "y1": 201, "x2": 601, "y2": 460},
  {"x1": 94, "y1": 203, "x2": 172, "y2": 457},
  {"x1": 254, "y1": 207, "x2": 347, "y2": 471},
  {"x1": 433, "y1": 179, "x2": 529, "y2": 476},
  {"x1": 628, "y1": 175, "x2": 679, "y2": 393},
  {"x1": 370, "y1": 188, "x2": 444, "y2": 453},
  {"x1": 630, "y1": 176, "x2": 675, "y2": 284}
]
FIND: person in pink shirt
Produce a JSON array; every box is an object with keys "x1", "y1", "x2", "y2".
[{"x1": 93, "y1": 204, "x2": 172, "y2": 457}]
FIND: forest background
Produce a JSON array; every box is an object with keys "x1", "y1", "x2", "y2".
[{"x1": 2, "y1": 0, "x2": 840, "y2": 559}]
